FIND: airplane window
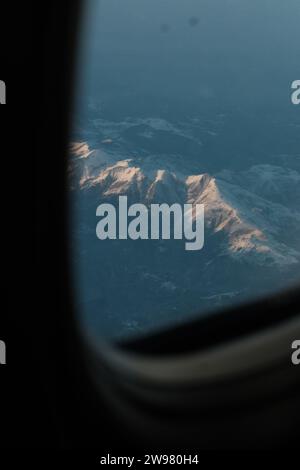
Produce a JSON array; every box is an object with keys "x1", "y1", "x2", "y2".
[{"x1": 70, "y1": 0, "x2": 300, "y2": 340}]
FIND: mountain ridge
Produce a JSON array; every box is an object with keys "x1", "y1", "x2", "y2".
[{"x1": 70, "y1": 140, "x2": 300, "y2": 268}]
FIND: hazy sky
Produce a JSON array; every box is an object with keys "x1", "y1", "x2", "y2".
[{"x1": 76, "y1": 0, "x2": 300, "y2": 112}]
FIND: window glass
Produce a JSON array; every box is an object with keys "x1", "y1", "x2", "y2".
[{"x1": 70, "y1": 0, "x2": 300, "y2": 340}]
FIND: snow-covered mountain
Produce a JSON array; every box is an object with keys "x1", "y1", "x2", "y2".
[
  {"x1": 70, "y1": 140, "x2": 300, "y2": 268},
  {"x1": 69, "y1": 117, "x2": 300, "y2": 338}
]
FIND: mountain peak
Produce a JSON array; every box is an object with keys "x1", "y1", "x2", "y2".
[{"x1": 69, "y1": 139, "x2": 300, "y2": 268}]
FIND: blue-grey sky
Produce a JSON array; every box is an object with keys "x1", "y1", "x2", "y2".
[{"x1": 76, "y1": 0, "x2": 300, "y2": 113}]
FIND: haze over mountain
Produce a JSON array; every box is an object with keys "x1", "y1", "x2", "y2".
[
  {"x1": 70, "y1": 116, "x2": 300, "y2": 338},
  {"x1": 71, "y1": 0, "x2": 300, "y2": 338}
]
